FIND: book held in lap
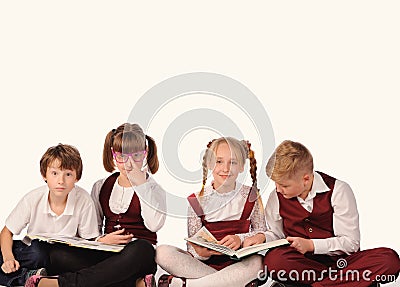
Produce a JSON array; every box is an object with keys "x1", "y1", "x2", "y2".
[
  {"x1": 23, "y1": 234, "x2": 125, "y2": 252},
  {"x1": 185, "y1": 226, "x2": 290, "y2": 260}
]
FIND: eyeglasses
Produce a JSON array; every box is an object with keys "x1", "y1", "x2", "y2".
[{"x1": 111, "y1": 148, "x2": 147, "y2": 163}]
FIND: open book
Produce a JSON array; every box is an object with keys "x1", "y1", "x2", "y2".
[
  {"x1": 185, "y1": 226, "x2": 289, "y2": 260},
  {"x1": 23, "y1": 234, "x2": 125, "y2": 253}
]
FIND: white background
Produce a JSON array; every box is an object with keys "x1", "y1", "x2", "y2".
[{"x1": 0, "y1": 1, "x2": 399, "y2": 285}]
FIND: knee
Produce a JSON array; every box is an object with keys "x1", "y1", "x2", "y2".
[
  {"x1": 122, "y1": 239, "x2": 156, "y2": 273},
  {"x1": 155, "y1": 244, "x2": 179, "y2": 266},
  {"x1": 375, "y1": 248, "x2": 400, "y2": 275},
  {"x1": 124, "y1": 239, "x2": 155, "y2": 258},
  {"x1": 244, "y1": 255, "x2": 263, "y2": 271},
  {"x1": 263, "y1": 248, "x2": 291, "y2": 272}
]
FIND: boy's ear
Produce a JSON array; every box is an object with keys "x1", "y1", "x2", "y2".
[{"x1": 302, "y1": 173, "x2": 311, "y2": 185}]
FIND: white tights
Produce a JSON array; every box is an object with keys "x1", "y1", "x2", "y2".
[{"x1": 156, "y1": 245, "x2": 263, "y2": 287}]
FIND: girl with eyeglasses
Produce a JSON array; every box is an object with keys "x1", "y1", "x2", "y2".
[{"x1": 25, "y1": 123, "x2": 166, "y2": 287}]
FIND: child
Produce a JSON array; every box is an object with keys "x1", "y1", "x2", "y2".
[
  {"x1": 25, "y1": 123, "x2": 167, "y2": 287},
  {"x1": 0, "y1": 144, "x2": 99, "y2": 286},
  {"x1": 156, "y1": 137, "x2": 266, "y2": 287},
  {"x1": 245, "y1": 140, "x2": 400, "y2": 287}
]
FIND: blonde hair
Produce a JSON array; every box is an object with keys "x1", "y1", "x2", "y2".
[
  {"x1": 199, "y1": 137, "x2": 257, "y2": 196},
  {"x1": 266, "y1": 140, "x2": 313, "y2": 181},
  {"x1": 103, "y1": 123, "x2": 159, "y2": 174}
]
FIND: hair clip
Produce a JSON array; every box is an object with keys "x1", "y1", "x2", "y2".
[{"x1": 207, "y1": 140, "x2": 214, "y2": 149}]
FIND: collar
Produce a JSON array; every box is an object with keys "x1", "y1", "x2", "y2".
[
  {"x1": 302, "y1": 171, "x2": 330, "y2": 201},
  {"x1": 43, "y1": 186, "x2": 77, "y2": 216},
  {"x1": 206, "y1": 181, "x2": 243, "y2": 197}
]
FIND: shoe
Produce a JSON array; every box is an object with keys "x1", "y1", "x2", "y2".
[
  {"x1": 24, "y1": 275, "x2": 58, "y2": 287},
  {"x1": 245, "y1": 279, "x2": 259, "y2": 287},
  {"x1": 158, "y1": 274, "x2": 186, "y2": 287},
  {"x1": 144, "y1": 274, "x2": 156, "y2": 287},
  {"x1": 24, "y1": 268, "x2": 47, "y2": 282}
]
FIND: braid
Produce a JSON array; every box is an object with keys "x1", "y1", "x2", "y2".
[
  {"x1": 241, "y1": 140, "x2": 257, "y2": 190},
  {"x1": 199, "y1": 140, "x2": 215, "y2": 197},
  {"x1": 248, "y1": 145, "x2": 258, "y2": 190},
  {"x1": 244, "y1": 141, "x2": 262, "y2": 206},
  {"x1": 199, "y1": 156, "x2": 208, "y2": 197}
]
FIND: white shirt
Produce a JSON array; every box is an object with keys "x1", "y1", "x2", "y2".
[
  {"x1": 187, "y1": 182, "x2": 266, "y2": 259},
  {"x1": 6, "y1": 185, "x2": 100, "y2": 239},
  {"x1": 264, "y1": 172, "x2": 360, "y2": 256},
  {"x1": 91, "y1": 175, "x2": 166, "y2": 234}
]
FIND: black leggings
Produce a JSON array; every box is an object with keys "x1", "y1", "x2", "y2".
[{"x1": 48, "y1": 239, "x2": 156, "y2": 287}]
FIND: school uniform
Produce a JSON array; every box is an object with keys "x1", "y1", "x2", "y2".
[
  {"x1": 188, "y1": 182, "x2": 264, "y2": 270},
  {"x1": 0, "y1": 185, "x2": 99, "y2": 286},
  {"x1": 50, "y1": 172, "x2": 166, "y2": 287},
  {"x1": 155, "y1": 182, "x2": 266, "y2": 287},
  {"x1": 263, "y1": 171, "x2": 400, "y2": 287}
]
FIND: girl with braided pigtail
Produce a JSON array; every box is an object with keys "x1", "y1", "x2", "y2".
[{"x1": 156, "y1": 137, "x2": 266, "y2": 287}]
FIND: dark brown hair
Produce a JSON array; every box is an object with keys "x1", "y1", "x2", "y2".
[{"x1": 40, "y1": 143, "x2": 83, "y2": 180}]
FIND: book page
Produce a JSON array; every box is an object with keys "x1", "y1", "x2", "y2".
[{"x1": 25, "y1": 234, "x2": 124, "y2": 252}]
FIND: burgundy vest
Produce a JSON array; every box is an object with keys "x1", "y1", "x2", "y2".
[
  {"x1": 99, "y1": 172, "x2": 157, "y2": 245},
  {"x1": 188, "y1": 187, "x2": 256, "y2": 270},
  {"x1": 278, "y1": 171, "x2": 336, "y2": 239}
]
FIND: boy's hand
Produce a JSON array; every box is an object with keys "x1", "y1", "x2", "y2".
[
  {"x1": 243, "y1": 233, "x2": 266, "y2": 247},
  {"x1": 218, "y1": 235, "x2": 241, "y2": 250},
  {"x1": 1, "y1": 258, "x2": 20, "y2": 273},
  {"x1": 286, "y1": 236, "x2": 314, "y2": 254},
  {"x1": 188, "y1": 242, "x2": 221, "y2": 257},
  {"x1": 99, "y1": 229, "x2": 133, "y2": 245}
]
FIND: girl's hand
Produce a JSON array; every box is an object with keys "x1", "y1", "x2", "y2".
[
  {"x1": 189, "y1": 242, "x2": 221, "y2": 257},
  {"x1": 126, "y1": 159, "x2": 147, "y2": 186},
  {"x1": 243, "y1": 233, "x2": 266, "y2": 247},
  {"x1": 218, "y1": 235, "x2": 241, "y2": 250},
  {"x1": 286, "y1": 236, "x2": 314, "y2": 254},
  {"x1": 1, "y1": 258, "x2": 20, "y2": 273},
  {"x1": 98, "y1": 229, "x2": 133, "y2": 245}
]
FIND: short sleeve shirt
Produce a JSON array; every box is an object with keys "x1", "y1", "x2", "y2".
[{"x1": 6, "y1": 185, "x2": 100, "y2": 239}]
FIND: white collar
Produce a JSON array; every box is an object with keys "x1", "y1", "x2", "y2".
[
  {"x1": 43, "y1": 186, "x2": 77, "y2": 216},
  {"x1": 300, "y1": 172, "x2": 330, "y2": 201}
]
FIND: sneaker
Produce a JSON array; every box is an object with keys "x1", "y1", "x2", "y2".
[
  {"x1": 24, "y1": 275, "x2": 58, "y2": 287},
  {"x1": 144, "y1": 274, "x2": 156, "y2": 287},
  {"x1": 24, "y1": 268, "x2": 47, "y2": 282},
  {"x1": 158, "y1": 274, "x2": 186, "y2": 287}
]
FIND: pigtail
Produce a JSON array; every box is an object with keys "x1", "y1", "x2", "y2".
[
  {"x1": 246, "y1": 142, "x2": 258, "y2": 191},
  {"x1": 103, "y1": 129, "x2": 116, "y2": 172},
  {"x1": 199, "y1": 140, "x2": 214, "y2": 197},
  {"x1": 244, "y1": 140, "x2": 263, "y2": 207},
  {"x1": 145, "y1": 134, "x2": 159, "y2": 174},
  {"x1": 199, "y1": 155, "x2": 208, "y2": 197}
]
